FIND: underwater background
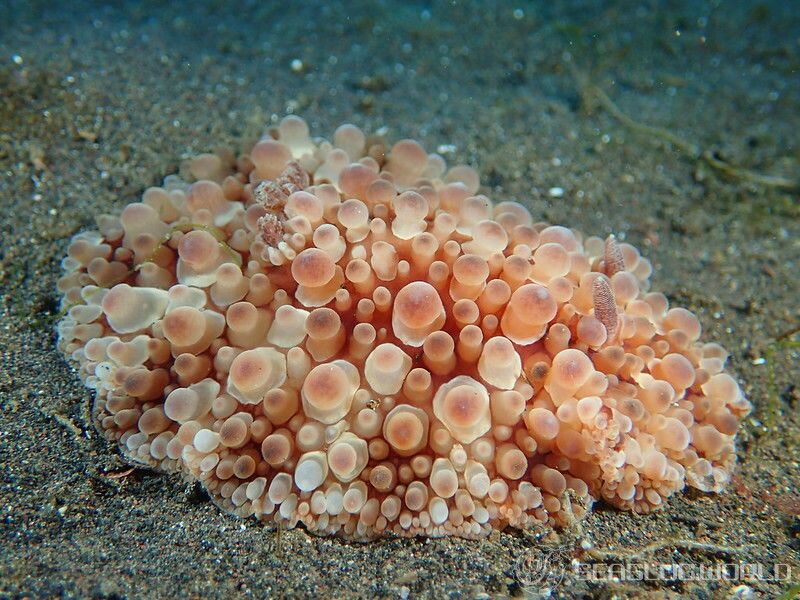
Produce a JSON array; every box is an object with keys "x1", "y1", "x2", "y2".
[{"x1": 1, "y1": 0, "x2": 798, "y2": 598}]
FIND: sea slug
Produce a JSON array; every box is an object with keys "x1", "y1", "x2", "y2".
[{"x1": 57, "y1": 116, "x2": 751, "y2": 539}]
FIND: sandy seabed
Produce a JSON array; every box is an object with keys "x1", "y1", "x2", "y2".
[{"x1": 1, "y1": 1, "x2": 798, "y2": 598}]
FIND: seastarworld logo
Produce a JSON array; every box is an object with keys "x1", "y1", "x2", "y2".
[{"x1": 514, "y1": 548, "x2": 570, "y2": 595}]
